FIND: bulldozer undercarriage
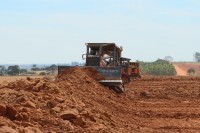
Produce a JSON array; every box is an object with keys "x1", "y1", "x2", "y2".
[
  {"x1": 122, "y1": 75, "x2": 131, "y2": 83},
  {"x1": 99, "y1": 80, "x2": 125, "y2": 93}
]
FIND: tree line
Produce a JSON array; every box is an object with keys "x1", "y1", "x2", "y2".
[
  {"x1": 0, "y1": 64, "x2": 58, "y2": 76},
  {"x1": 140, "y1": 59, "x2": 177, "y2": 76},
  {"x1": 0, "y1": 61, "x2": 84, "y2": 76}
]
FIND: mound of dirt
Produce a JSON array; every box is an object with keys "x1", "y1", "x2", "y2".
[
  {"x1": 0, "y1": 67, "x2": 125, "y2": 132},
  {"x1": 58, "y1": 67, "x2": 105, "y2": 81}
]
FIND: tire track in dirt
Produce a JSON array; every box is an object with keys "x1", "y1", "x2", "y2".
[{"x1": 125, "y1": 76, "x2": 200, "y2": 133}]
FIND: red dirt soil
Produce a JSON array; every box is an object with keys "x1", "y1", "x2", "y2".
[
  {"x1": 173, "y1": 64, "x2": 188, "y2": 76},
  {"x1": 173, "y1": 63, "x2": 200, "y2": 76},
  {"x1": 0, "y1": 67, "x2": 200, "y2": 132}
]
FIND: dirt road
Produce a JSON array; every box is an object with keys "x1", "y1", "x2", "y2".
[
  {"x1": 0, "y1": 68, "x2": 200, "y2": 132},
  {"x1": 173, "y1": 64, "x2": 188, "y2": 76},
  {"x1": 173, "y1": 62, "x2": 200, "y2": 76}
]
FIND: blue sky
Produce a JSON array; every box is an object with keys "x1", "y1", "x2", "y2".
[{"x1": 0, "y1": 0, "x2": 200, "y2": 64}]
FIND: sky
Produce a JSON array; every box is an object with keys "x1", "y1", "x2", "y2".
[{"x1": 0, "y1": 0, "x2": 200, "y2": 64}]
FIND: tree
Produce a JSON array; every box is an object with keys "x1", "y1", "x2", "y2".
[
  {"x1": 0, "y1": 66, "x2": 6, "y2": 75},
  {"x1": 49, "y1": 64, "x2": 57, "y2": 70},
  {"x1": 31, "y1": 64, "x2": 42, "y2": 71},
  {"x1": 43, "y1": 64, "x2": 57, "y2": 75},
  {"x1": 44, "y1": 64, "x2": 57, "y2": 71},
  {"x1": 164, "y1": 56, "x2": 173, "y2": 62},
  {"x1": 32, "y1": 64, "x2": 37, "y2": 68},
  {"x1": 194, "y1": 52, "x2": 200, "y2": 62},
  {"x1": 31, "y1": 67, "x2": 41, "y2": 71},
  {"x1": 7, "y1": 65, "x2": 20, "y2": 75},
  {"x1": 71, "y1": 61, "x2": 80, "y2": 66},
  {"x1": 39, "y1": 72, "x2": 46, "y2": 76},
  {"x1": 187, "y1": 68, "x2": 195, "y2": 75},
  {"x1": 20, "y1": 69, "x2": 27, "y2": 74}
]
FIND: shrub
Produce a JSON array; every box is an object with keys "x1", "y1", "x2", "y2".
[
  {"x1": 187, "y1": 68, "x2": 195, "y2": 74},
  {"x1": 27, "y1": 71, "x2": 36, "y2": 74},
  {"x1": 39, "y1": 72, "x2": 46, "y2": 76}
]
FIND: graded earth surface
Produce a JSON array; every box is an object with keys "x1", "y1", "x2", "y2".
[{"x1": 0, "y1": 67, "x2": 200, "y2": 133}]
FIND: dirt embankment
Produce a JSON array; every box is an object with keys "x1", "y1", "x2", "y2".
[{"x1": 0, "y1": 67, "x2": 200, "y2": 132}]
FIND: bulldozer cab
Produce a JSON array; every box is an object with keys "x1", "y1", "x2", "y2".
[
  {"x1": 120, "y1": 57, "x2": 131, "y2": 67},
  {"x1": 83, "y1": 43, "x2": 122, "y2": 67}
]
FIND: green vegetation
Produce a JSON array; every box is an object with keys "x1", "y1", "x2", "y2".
[
  {"x1": 140, "y1": 59, "x2": 177, "y2": 76},
  {"x1": 0, "y1": 66, "x2": 6, "y2": 75},
  {"x1": 27, "y1": 71, "x2": 36, "y2": 75},
  {"x1": 39, "y1": 72, "x2": 47, "y2": 76},
  {"x1": 0, "y1": 64, "x2": 58, "y2": 76},
  {"x1": 194, "y1": 52, "x2": 200, "y2": 62},
  {"x1": 187, "y1": 68, "x2": 195, "y2": 75},
  {"x1": 20, "y1": 69, "x2": 28, "y2": 74},
  {"x1": 7, "y1": 65, "x2": 20, "y2": 75}
]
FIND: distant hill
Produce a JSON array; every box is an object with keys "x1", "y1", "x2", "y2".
[{"x1": 173, "y1": 62, "x2": 200, "y2": 76}]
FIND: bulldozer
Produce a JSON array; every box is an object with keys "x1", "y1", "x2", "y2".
[
  {"x1": 120, "y1": 57, "x2": 141, "y2": 83},
  {"x1": 58, "y1": 43, "x2": 140, "y2": 93}
]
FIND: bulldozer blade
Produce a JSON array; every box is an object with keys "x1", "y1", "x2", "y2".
[
  {"x1": 58, "y1": 66, "x2": 122, "y2": 80},
  {"x1": 57, "y1": 66, "x2": 124, "y2": 93},
  {"x1": 95, "y1": 66, "x2": 124, "y2": 93},
  {"x1": 94, "y1": 66, "x2": 122, "y2": 80},
  {"x1": 58, "y1": 66, "x2": 72, "y2": 75}
]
